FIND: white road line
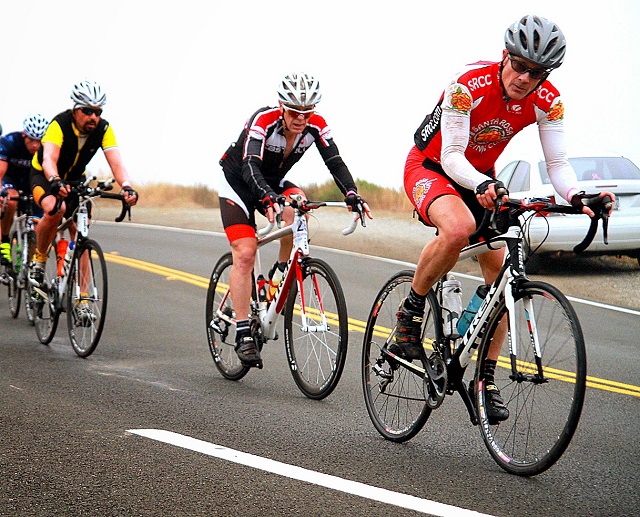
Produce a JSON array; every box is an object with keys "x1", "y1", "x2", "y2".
[{"x1": 128, "y1": 428, "x2": 495, "y2": 517}]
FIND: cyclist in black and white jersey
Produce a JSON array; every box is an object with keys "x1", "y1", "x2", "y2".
[{"x1": 218, "y1": 72, "x2": 372, "y2": 367}]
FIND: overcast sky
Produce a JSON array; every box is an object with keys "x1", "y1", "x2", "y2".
[{"x1": 2, "y1": 0, "x2": 639, "y2": 190}]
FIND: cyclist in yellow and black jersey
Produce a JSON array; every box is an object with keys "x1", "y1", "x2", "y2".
[{"x1": 29, "y1": 80, "x2": 138, "y2": 285}]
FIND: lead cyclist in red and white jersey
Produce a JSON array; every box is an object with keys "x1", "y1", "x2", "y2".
[{"x1": 396, "y1": 14, "x2": 615, "y2": 422}]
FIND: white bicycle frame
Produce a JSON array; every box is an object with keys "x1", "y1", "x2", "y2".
[
  {"x1": 447, "y1": 224, "x2": 528, "y2": 370},
  {"x1": 215, "y1": 195, "x2": 359, "y2": 342}
]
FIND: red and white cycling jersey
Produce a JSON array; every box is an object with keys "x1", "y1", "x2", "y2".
[{"x1": 414, "y1": 60, "x2": 566, "y2": 179}]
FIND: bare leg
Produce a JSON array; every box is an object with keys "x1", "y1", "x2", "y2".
[
  {"x1": 229, "y1": 236, "x2": 257, "y2": 321},
  {"x1": 411, "y1": 195, "x2": 477, "y2": 296}
]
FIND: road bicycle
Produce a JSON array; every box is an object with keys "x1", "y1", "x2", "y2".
[
  {"x1": 30, "y1": 176, "x2": 130, "y2": 357},
  {"x1": 361, "y1": 190, "x2": 612, "y2": 476},
  {"x1": 1, "y1": 190, "x2": 38, "y2": 323},
  {"x1": 206, "y1": 194, "x2": 365, "y2": 400}
]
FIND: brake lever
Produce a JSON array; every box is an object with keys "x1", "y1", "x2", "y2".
[{"x1": 600, "y1": 195, "x2": 612, "y2": 245}]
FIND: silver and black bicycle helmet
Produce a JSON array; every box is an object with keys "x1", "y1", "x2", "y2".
[
  {"x1": 70, "y1": 79, "x2": 107, "y2": 108},
  {"x1": 23, "y1": 113, "x2": 50, "y2": 140},
  {"x1": 277, "y1": 72, "x2": 322, "y2": 107},
  {"x1": 505, "y1": 15, "x2": 566, "y2": 69}
]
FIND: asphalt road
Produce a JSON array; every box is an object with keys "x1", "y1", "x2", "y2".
[{"x1": 1, "y1": 222, "x2": 639, "y2": 516}]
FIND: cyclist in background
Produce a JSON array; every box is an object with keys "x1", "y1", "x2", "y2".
[
  {"x1": 1, "y1": 114, "x2": 49, "y2": 265},
  {"x1": 29, "y1": 80, "x2": 138, "y2": 291},
  {"x1": 218, "y1": 72, "x2": 372, "y2": 367},
  {"x1": 396, "y1": 15, "x2": 614, "y2": 422}
]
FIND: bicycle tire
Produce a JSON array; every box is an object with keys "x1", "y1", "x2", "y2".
[
  {"x1": 7, "y1": 231, "x2": 21, "y2": 318},
  {"x1": 283, "y1": 257, "x2": 348, "y2": 400},
  {"x1": 66, "y1": 239, "x2": 108, "y2": 357},
  {"x1": 205, "y1": 252, "x2": 250, "y2": 381},
  {"x1": 361, "y1": 270, "x2": 439, "y2": 442},
  {"x1": 33, "y1": 245, "x2": 60, "y2": 345},
  {"x1": 474, "y1": 280, "x2": 586, "y2": 476}
]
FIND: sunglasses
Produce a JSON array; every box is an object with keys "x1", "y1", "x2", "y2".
[
  {"x1": 283, "y1": 105, "x2": 314, "y2": 119},
  {"x1": 508, "y1": 55, "x2": 551, "y2": 80},
  {"x1": 79, "y1": 107, "x2": 103, "y2": 117}
]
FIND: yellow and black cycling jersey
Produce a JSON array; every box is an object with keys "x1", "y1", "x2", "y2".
[{"x1": 31, "y1": 109, "x2": 117, "y2": 181}]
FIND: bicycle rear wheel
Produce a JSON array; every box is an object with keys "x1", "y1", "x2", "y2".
[
  {"x1": 66, "y1": 239, "x2": 108, "y2": 357},
  {"x1": 361, "y1": 270, "x2": 440, "y2": 442},
  {"x1": 284, "y1": 257, "x2": 348, "y2": 400},
  {"x1": 33, "y1": 245, "x2": 60, "y2": 345},
  {"x1": 7, "y1": 231, "x2": 21, "y2": 318},
  {"x1": 475, "y1": 280, "x2": 586, "y2": 476},
  {"x1": 23, "y1": 231, "x2": 38, "y2": 324},
  {"x1": 205, "y1": 252, "x2": 250, "y2": 381}
]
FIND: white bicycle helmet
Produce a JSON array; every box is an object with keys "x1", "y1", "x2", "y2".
[
  {"x1": 505, "y1": 15, "x2": 566, "y2": 70},
  {"x1": 277, "y1": 72, "x2": 322, "y2": 107},
  {"x1": 23, "y1": 113, "x2": 50, "y2": 140},
  {"x1": 70, "y1": 79, "x2": 107, "y2": 108}
]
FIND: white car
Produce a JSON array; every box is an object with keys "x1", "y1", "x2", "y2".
[{"x1": 496, "y1": 154, "x2": 640, "y2": 272}]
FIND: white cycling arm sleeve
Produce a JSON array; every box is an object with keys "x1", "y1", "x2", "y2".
[
  {"x1": 539, "y1": 123, "x2": 579, "y2": 202},
  {"x1": 440, "y1": 109, "x2": 489, "y2": 190}
]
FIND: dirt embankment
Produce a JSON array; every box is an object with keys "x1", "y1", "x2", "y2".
[{"x1": 94, "y1": 204, "x2": 640, "y2": 311}]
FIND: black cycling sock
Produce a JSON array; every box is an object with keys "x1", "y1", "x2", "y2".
[
  {"x1": 483, "y1": 359, "x2": 497, "y2": 383},
  {"x1": 236, "y1": 319, "x2": 250, "y2": 339},
  {"x1": 404, "y1": 287, "x2": 426, "y2": 313},
  {"x1": 1, "y1": 234, "x2": 9, "y2": 243}
]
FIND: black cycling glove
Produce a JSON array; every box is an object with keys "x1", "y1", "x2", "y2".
[
  {"x1": 261, "y1": 193, "x2": 285, "y2": 212},
  {"x1": 344, "y1": 190, "x2": 366, "y2": 211},
  {"x1": 475, "y1": 179, "x2": 506, "y2": 196},
  {"x1": 121, "y1": 186, "x2": 139, "y2": 202},
  {"x1": 50, "y1": 179, "x2": 67, "y2": 196}
]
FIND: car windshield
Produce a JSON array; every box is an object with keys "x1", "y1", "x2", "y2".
[{"x1": 540, "y1": 157, "x2": 640, "y2": 183}]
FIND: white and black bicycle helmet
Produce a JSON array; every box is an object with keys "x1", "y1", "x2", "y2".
[
  {"x1": 505, "y1": 15, "x2": 566, "y2": 70},
  {"x1": 70, "y1": 79, "x2": 107, "y2": 108},
  {"x1": 277, "y1": 72, "x2": 322, "y2": 107},
  {"x1": 23, "y1": 113, "x2": 50, "y2": 140}
]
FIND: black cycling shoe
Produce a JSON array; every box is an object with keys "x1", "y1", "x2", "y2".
[
  {"x1": 235, "y1": 335, "x2": 263, "y2": 368},
  {"x1": 469, "y1": 381, "x2": 510, "y2": 424},
  {"x1": 393, "y1": 301, "x2": 424, "y2": 360}
]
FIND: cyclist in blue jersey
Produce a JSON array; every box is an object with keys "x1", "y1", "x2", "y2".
[{"x1": 0, "y1": 114, "x2": 49, "y2": 265}]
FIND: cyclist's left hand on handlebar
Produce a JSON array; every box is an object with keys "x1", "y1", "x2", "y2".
[
  {"x1": 571, "y1": 191, "x2": 614, "y2": 218},
  {"x1": 121, "y1": 186, "x2": 139, "y2": 206},
  {"x1": 344, "y1": 191, "x2": 373, "y2": 221},
  {"x1": 475, "y1": 179, "x2": 508, "y2": 209}
]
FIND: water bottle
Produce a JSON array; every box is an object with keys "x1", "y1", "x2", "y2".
[
  {"x1": 56, "y1": 238, "x2": 69, "y2": 276},
  {"x1": 267, "y1": 262, "x2": 285, "y2": 301},
  {"x1": 442, "y1": 274, "x2": 462, "y2": 337},
  {"x1": 457, "y1": 284, "x2": 490, "y2": 336},
  {"x1": 63, "y1": 241, "x2": 75, "y2": 277}
]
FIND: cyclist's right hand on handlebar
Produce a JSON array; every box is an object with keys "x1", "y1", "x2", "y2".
[
  {"x1": 50, "y1": 179, "x2": 69, "y2": 198},
  {"x1": 475, "y1": 179, "x2": 508, "y2": 209},
  {"x1": 261, "y1": 193, "x2": 284, "y2": 222}
]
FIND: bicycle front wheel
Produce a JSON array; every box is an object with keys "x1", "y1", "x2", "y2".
[
  {"x1": 66, "y1": 239, "x2": 108, "y2": 357},
  {"x1": 205, "y1": 252, "x2": 250, "y2": 381},
  {"x1": 362, "y1": 270, "x2": 440, "y2": 442},
  {"x1": 33, "y1": 245, "x2": 60, "y2": 345},
  {"x1": 23, "y1": 231, "x2": 38, "y2": 324},
  {"x1": 284, "y1": 257, "x2": 348, "y2": 400},
  {"x1": 475, "y1": 280, "x2": 586, "y2": 476}
]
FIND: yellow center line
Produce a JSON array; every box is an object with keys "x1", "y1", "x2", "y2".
[{"x1": 104, "y1": 252, "x2": 640, "y2": 398}]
